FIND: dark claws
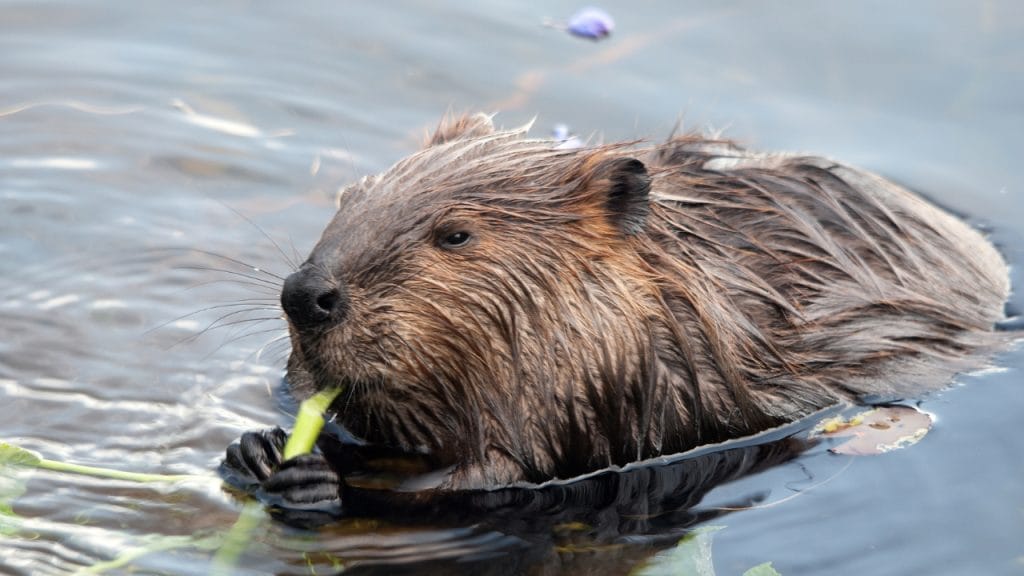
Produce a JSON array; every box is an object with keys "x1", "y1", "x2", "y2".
[
  {"x1": 241, "y1": 427, "x2": 287, "y2": 481},
  {"x1": 263, "y1": 453, "x2": 343, "y2": 508},
  {"x1": 221, "y1": 426, "x2": 287, "y2": 489},
  {"x1": 220, "y1": 427, "x2": 344, "y2": 519}
]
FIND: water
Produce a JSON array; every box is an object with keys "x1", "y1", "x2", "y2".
[{"x1": 1, "y1": 1, "x2": 1022, "y2": 574}]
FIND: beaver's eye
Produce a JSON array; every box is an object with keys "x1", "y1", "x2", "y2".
[{"x1": 440, "y1": 231, "x2": 472, "y2": 250}]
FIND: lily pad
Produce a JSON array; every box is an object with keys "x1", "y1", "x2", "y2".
[{"x1": 813, "y1": 406, "x2": 932, "y2": 456}]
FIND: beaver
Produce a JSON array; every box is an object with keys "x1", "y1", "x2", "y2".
[{"x1": 223, "y1": 113, "x2": 1010, "y2": 511}]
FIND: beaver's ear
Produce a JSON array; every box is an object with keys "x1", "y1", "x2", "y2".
[
  {"x1": 426, "y1": 112, "x2": 495, "y2": 147},
  {"x1": 589, "y1": 157, "x2": 651, "y2": 235}
]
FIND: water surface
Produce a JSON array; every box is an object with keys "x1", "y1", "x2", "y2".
[{"x1": 1, "y1": 1, "x2": 1022, "y2": 574}]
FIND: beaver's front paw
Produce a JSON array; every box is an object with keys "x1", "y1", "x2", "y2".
[
  {"x1": 262, "y1": 453, "x2": 343, "y2": 512},
  {"x1": 221, "y1": 427, "x2": 343, "y2": 518},
  {"x1": 221, "y1": 427, "x2": 288, "y2": 489}
]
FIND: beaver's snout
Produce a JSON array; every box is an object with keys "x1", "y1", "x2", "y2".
[{"x1": 281, "y1": 266, "x2": 349, "y2": 331}]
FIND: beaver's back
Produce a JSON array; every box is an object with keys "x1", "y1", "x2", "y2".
[{"x1": 642, "y1": 139, "x2": 1009, "y2": 418}]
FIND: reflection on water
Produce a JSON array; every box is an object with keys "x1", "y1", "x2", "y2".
[
  {"x1": 1, "y1": 1, "x2": 1022, "y2": 574},
  {"x1": 240, "y1": 413, "x2": 822, "y2": 575}
]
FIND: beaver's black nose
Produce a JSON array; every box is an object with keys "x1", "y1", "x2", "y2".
[{"x1": 280, "y1": 268, "x2": 348, "y2": 331}]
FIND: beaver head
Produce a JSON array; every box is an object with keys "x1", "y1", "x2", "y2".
[{"x1": 280, "y1": 114, "x2": 682, "y2": 485}]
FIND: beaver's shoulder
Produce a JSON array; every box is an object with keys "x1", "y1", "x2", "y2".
[{"x1": 633, "y1": 135, "x2": 1009, "y2": 410}]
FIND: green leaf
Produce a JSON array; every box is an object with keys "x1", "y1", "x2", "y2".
[
  {"x1": 631, "y1": 526, "x2": 724, "y2": 576},
  {"x1": 743, "y1": 561, "x2": 782, "y2": 576},
  {"x1": 0, "y1": 503, "x2": 23, "y2": 536},
  {"x1": 0, "y1": 442, "x2": 42, "y2": 468},
  {"x1": 0, "y1": 443, "x2": 38, "y2": 536}
]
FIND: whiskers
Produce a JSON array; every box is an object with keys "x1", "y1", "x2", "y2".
[
  {"x1": 143, "y1": 251, "x2": 283, "y2": 358},
  {"x1": 147, "y1": 206, "x2": 302, "y2": 365},
  {"x1": 216, "y1": 200, "x2": 304, "y2": 273}
]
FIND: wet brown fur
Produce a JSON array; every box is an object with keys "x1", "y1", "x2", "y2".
[{"x1": 285, "y1": 113, "x2": 1010, "y2": 489}]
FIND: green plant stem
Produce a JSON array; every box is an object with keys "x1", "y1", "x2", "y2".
[
  {"x1": 34, "y1": 458, "x2": 205, "y2": 484},
  {"x1": 211, "y1": 500, "x2": 265, "y2": 575},
  {"x1": 282, "y1": 387, "x2": 343, "y2": 459},
  {"x1": 74, "y1": 534, "x2": 219, "y2": 575},
  {"x1": 211, "y1": 387, "x2": 344, "y2": 573}
]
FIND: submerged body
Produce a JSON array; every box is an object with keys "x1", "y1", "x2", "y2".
[{"x1": 225, "y1": 114, "x2": 1009, "y2": 502}]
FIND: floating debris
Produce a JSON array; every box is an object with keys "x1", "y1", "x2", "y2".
[
  {"x1": 0, "y1": 100, "x2": 143, "y2": 118},
  {"x1": 171, "y1": 98, "x2": 264, "y2": 139},
  {"x1": 568, "y1": 7, "x2": 615, "y2": 40},
  {"x1": 812, "y1": 405, "x2": 933, "y2": 456},
  {"x1": 8, "y1": 157, "x2": 99, "y2": 171},
  {"x1": 544, "y1": 7, "x2": 615, "y2": 41},
  {"x1": 551, "y1": 123, "x2": 583, "y2": 149},
  {"x1": 170, "y1": 98, "x2": 294, "y2": 141}
]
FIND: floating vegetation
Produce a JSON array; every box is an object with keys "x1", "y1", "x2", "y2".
[
  {"x1": 631, "y1": 526, "x2": 782, "y2": 576},
  {"x1": 812, "y1": 406, "x2": 933, "y2": 456},
  {"x1": 0, "y1": 441, "x2": 208, "y2": 485}
]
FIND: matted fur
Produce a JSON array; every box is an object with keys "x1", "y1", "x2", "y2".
[{"x1": 284, "y1": 113, "x2": 1010, "y2": 488}]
